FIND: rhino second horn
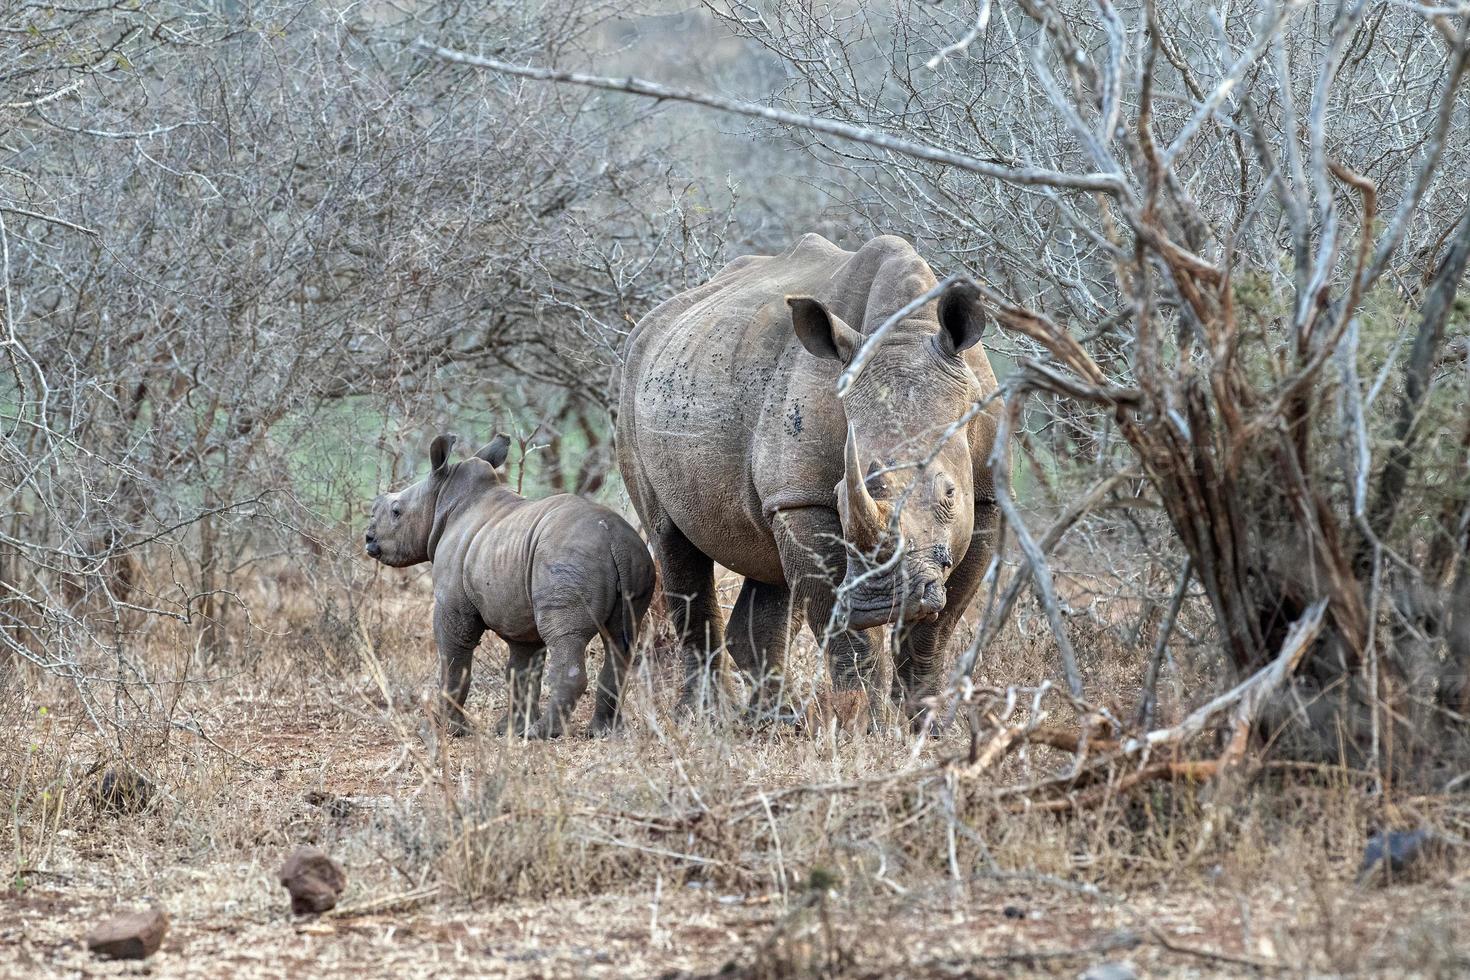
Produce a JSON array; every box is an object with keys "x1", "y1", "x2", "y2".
[{"x1": 839, "y1": 424, "x2": 885, "y2": 554}]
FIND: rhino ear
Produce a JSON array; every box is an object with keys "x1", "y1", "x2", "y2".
[
  {"x1": 429, "y1": 433, "x2": 458, "y2": 477},
  {"x1": 788, "y1": 296, "x2": 861, "y2": 363},
  {"x1": 936, "y1": 282, "x2": 987, "y2": 356},
  {"x1": 475, "y1": 433, "x2": 511, "y2": 469}
]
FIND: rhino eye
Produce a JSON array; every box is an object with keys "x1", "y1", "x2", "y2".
[{"x1": 391, "y1": 503, "x2": 402, "y2": 518}]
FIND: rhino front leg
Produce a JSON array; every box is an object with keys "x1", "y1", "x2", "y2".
[
  {"x1": 772, "y1": 508, "x2": 884, "y2": 710},
  {"x1": 530, "y1": 633, "x2": 591, "y2": 739},
  {"x1": 726, "y1": 578, "x2": 800, "y2": 721},
  {"x1": 497, "y1": 641, "x2": 544, "y2": 737},
  {"x1": 651, "y1": 519, "x2": 731, "y2": 714},
  {"x1": 434, "y1": 603, "x2": 485, "y2": 737},
  {"x1": 894, "y1": 522, "x2": 997, "y2": 727}
]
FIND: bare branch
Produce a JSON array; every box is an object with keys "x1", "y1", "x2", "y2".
[{"x1": 413, "y1": 39, "x2": 1129, "y2": 195}]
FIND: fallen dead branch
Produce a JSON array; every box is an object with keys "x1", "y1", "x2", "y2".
[
  {"x1": 969, "y1": 600, "x2": 1328, "y2": 812},
  {"x1": 967, "y1": 928, "x2": 1142, "y2": 967},
  {"x1": 460, "y1": 601, "x2": 1331, "y2": 857},
  {"x1": 1016, "y1": 760, "x2": 1222, "y2": 814},
  {"x1": 326, "y1": 885, "x2": 442, "y2": 919},
  {"x1": 1148, "y1": 926, "x2": 1275, "y2": 972}
]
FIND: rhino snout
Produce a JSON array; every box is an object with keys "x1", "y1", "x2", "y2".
[
  {"x1": 364, "y1": 531, "x2": 382, "y2": 559},
  {"x1": 917, "y1": 578, "x2": 946, "y2": 617},
  {"x1": 840, "y1": 575, "x2": 946, "y2": 629}
]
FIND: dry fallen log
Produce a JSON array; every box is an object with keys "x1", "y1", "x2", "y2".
[{"x1": 1018, "y1": 760, "x2": 1221, "y2": 813}]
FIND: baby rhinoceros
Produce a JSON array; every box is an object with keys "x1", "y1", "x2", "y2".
[{"x1": 365, "y1": 433, "x2": 655, "y2": 739}]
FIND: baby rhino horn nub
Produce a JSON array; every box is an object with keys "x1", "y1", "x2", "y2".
[{"x1": 838, "y1": 424, "x2": 884, "y2": 553}]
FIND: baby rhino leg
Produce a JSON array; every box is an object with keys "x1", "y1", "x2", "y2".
[
  {"x1": 592, "y1": 621, "x2": 636, "y2": 735},
  {"x1": 434, "y1": 603, "x2": 484, "y2": 738},
  {"x1": 497, "y1": 641, "x2": 544, "y2": 738},
  {"x1": 529, "y1": 633, "x2": 592, "y2": 739}
]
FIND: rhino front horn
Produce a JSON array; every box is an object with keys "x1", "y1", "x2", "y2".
[{"x1": 838, "y1": 424, "x2": 884, "y2": 553}]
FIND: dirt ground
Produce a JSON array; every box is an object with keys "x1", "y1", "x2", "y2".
[
  {"x1": 10, "y1": 873, "x2": 1469, "y2": 978},
  {"x1": 5, "y1": 573, "x2": 1470, "y2": 978}
]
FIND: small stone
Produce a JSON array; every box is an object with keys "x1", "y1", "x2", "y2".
[
  {"x1": 94, "y1": 767, "x2": 153, "y2": 815},
  {"x1": 1002, "y1": 905, "x2": 1026, "y2": 919},
  {"x1": 1080, "y1": 961, "x2": 1137, "y2": 980},
  {"x1": 279, "y1": 846, "x2": 347, "y2": 915},
  {"x1": 85, "y1": 907, "x2": 167, "y2": 960}
]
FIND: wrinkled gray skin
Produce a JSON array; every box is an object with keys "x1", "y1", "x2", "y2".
[
  {"x1": 365, "y1": 434, "x2": 655, "y2": 739},
  {"x1": 617, "y1": 234, "x2": 1002, "y2": 723}
]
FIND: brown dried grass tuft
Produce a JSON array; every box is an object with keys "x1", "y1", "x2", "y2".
[{"x1": 2, "y1": 567, "x2": 1468, "y2": 977}]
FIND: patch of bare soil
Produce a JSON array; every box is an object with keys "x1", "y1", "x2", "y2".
[
  {"x1": 4, "y1": 592, "x2": 1469, "y2": 978},
  {"x1": 6, "y1": 862, "x2": 1469, "y2": 977}
]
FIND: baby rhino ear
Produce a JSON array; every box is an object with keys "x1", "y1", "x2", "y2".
[
  {"x1": 429, "y1": 433, "x2": 458, "y2": 476},
  {"x1": 475, "y1": 433, "x2": 511, "y2": 469}
]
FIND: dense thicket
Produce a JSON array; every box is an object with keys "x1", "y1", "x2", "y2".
[{"x1": 5, "y1": 1, "x2": 1468, "y2": 783}]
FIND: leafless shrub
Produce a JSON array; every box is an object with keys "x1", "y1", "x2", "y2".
[
  {"x1": 1, "y1": 0, "x2": 732, "y2": 742},
  {"x1": 431, "y1": 0, "x2": 1470, "y2": 785}
]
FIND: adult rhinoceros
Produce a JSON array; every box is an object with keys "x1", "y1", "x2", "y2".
[{"x1": 617, "y1": 233, "x2": 1002, "y2": 723}]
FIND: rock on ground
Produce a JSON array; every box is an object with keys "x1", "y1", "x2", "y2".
[
  {"x1": 1357, "y1": 828, "x2": 1457, "y2": 886},
  {"x1": 85, "y1": 907, "x2": 168, "y2": 960},
  {"x1": 279, "y1": 846, "x2": 347, "y2": 915}
]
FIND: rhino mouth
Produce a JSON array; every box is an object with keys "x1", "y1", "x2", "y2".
[{"x1": 840, "y1": 579, "x2": 945, "y2": 629}]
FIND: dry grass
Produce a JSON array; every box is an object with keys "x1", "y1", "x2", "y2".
[{"x1": 4, "y1": 564, "x2": 1469, "y2": 978}]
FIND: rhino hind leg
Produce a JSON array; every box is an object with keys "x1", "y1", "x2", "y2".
[
  {"x1": 592, "y1": 619, "x2": 634, "y2": 735},
  {"x1": 651, "y1": 522, "x2": 733, "y2": 715},
  {"x1": 496, "y1": 641, "x2": 544, "y2": 738},
  {"x1": 590, "y1": 641, "x2": 629, "y2": 734},
  {"x1": 593, "y1": 553, "x2": 653, "y2": 733},
  {"x1": 529, "y1": 633, "x2": 593, "y2": 739},
  {"x1": 726, "y1": 579, "x2": 800, "y2": 722}
]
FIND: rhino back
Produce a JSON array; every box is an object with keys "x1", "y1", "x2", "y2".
[
  {"x1": 523, "y1": 496, "x2": 650, "y2": 640},
  {"x1": 618, "y1": 234, "x2": 987, "y2": 582},
  {"x1": 440, "y1": 493, "x2": 630, "y2": 643},
  {"x1": 617, "y1": 236, "x2": 850, "y2": 580}
]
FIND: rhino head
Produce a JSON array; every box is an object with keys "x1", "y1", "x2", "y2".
[
  {"x1": 365, "y1": 433, "x2": 511, "y2": 567},
  {"x1": 788, "y1": 286, "x2": 987, "y2": 630}
]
